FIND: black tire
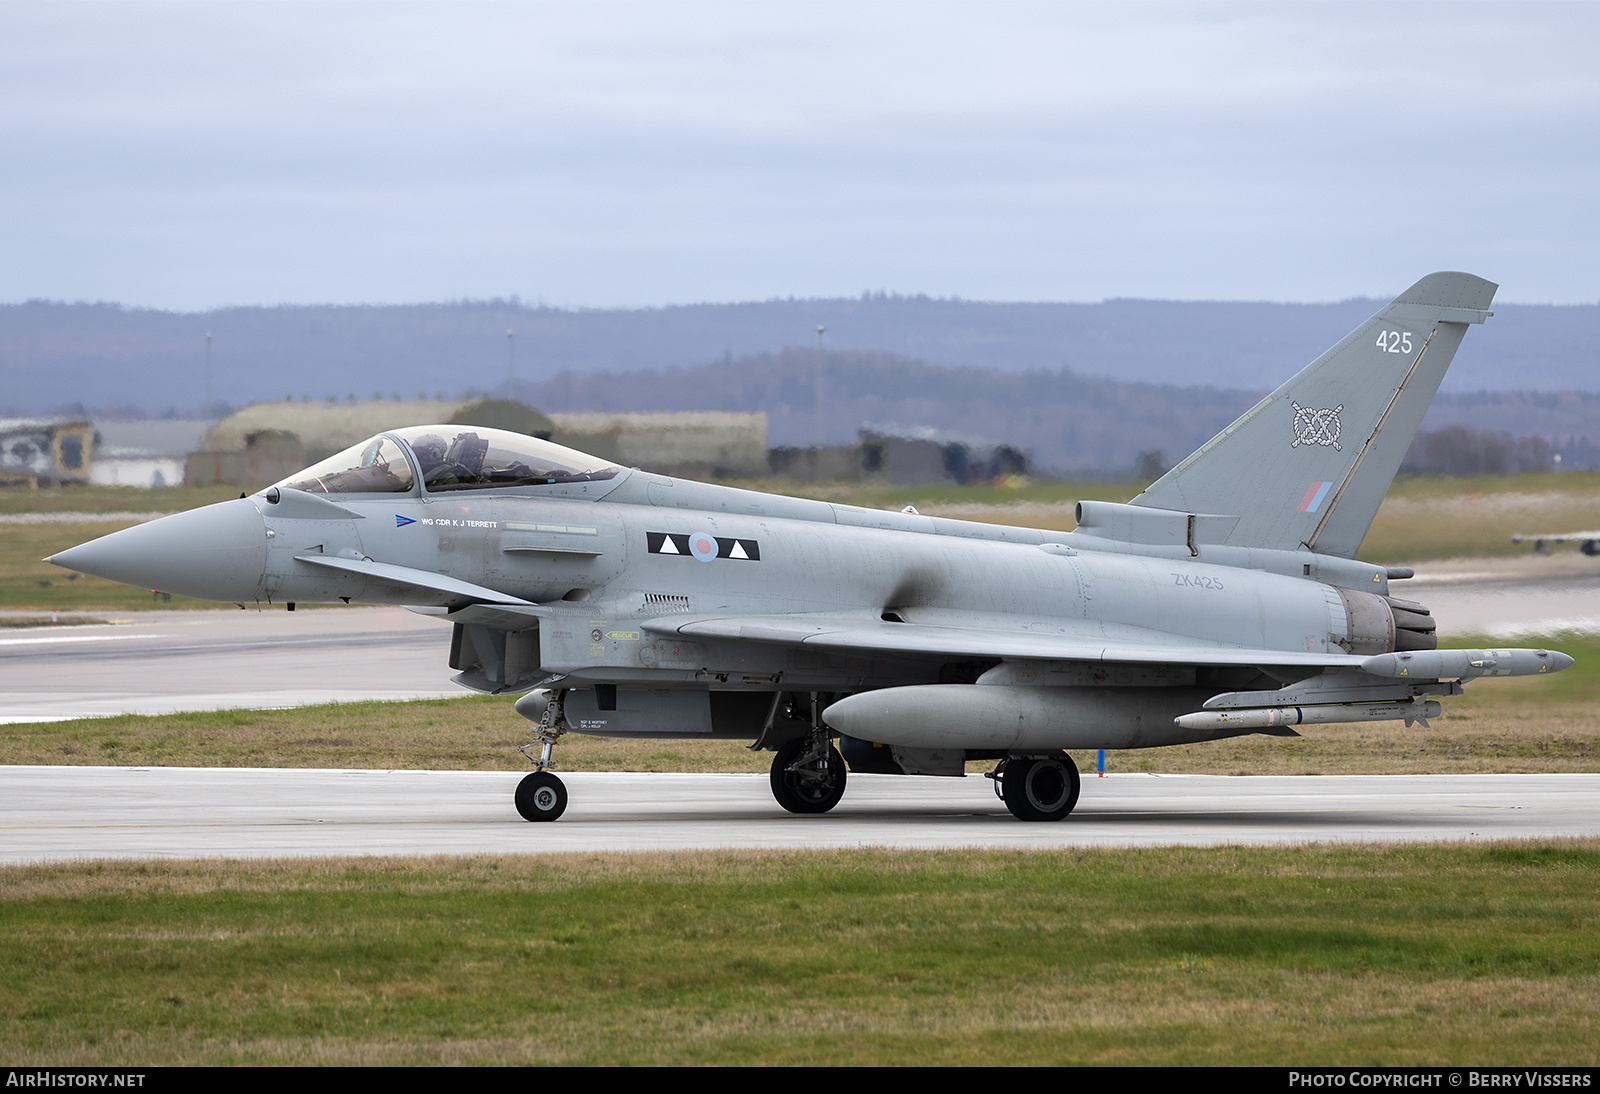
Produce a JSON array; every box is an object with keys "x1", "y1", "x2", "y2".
[
  {"x1": 515, "y1": 771, "x2": 568, "y2": 822},
  {"x1": 1000, "y1": 753, "x2": 1080, "y2": 822},
  {"x1": 769, "y1": 738, "x2": 848, "y2": 815}
]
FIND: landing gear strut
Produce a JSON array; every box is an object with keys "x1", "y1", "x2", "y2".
[
  {"x1": 515, "y1": 688, "x2": 568, "y2": 822},
  {"x1": 993, "y1": 752, "x2": 1080, "y2": 822},
  {"x1": 768, "y1": 693, "x2": 847, "y2": 815}
]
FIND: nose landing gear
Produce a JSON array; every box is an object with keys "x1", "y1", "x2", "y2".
[{"x1": 515, "y1": 688, "x2": 568, "y2": 822}]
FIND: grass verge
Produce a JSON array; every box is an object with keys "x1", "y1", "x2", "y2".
[
  {"x1": 2, "y1": 632, "x2": 1594, "y2": 776},
  {"x1": 1, "y1": 521, "x2": 224, "y2": 612},
  {"x1": 1, "y1": 842, "x2": 1596, "y2": 1065},
  {"x1": 0, "y1": 483, "x2": 247, "y2": 517}
]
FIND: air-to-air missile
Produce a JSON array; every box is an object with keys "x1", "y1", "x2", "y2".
[{"x1": 50, "y1": 272, "x2": 1572, "y2": 823}]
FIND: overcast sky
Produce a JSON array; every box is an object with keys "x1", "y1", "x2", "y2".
[{"x1": 2, "y1": 2, "x2": 1597, "y2": 309}]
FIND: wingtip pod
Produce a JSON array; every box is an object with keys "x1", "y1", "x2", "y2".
[{"x1": 1361, "y1": 648, "x2": 1573, "y2": 679}]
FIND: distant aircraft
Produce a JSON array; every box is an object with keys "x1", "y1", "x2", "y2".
[
  {"x1": 51, "y1": 272, "x2": 1571, "y2": 823},
  {"x1": 1511, "y1": 532, "x2": 1600, "y2": 556}
]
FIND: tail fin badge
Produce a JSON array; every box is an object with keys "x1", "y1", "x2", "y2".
[{"x1": 1291, "y1": 402, "x2": 1343, "y2": 450}]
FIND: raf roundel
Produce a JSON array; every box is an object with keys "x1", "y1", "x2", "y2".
[{"x1": 688, "y1": 531, "x2": 719, "y2": 562}]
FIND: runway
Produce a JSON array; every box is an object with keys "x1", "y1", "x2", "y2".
[
  {"x1": 1405, "y1": 554, "x2": 1600, "y2": 639},
  {"x1": 3, "y1": 767, "x2": 1596, "y2": 863},
  {"x1": 0, "y1": 607, "x2": 458, "y2": 723}
]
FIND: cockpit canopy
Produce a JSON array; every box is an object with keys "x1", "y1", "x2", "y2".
[{"x1": 274, "y1": 425, "x2": 622, "y2": 495}]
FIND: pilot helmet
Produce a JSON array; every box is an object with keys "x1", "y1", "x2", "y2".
[{"x1": 410, "y1": 432, "x2": 448, "y2": 470}]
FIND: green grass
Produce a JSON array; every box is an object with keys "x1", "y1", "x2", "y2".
[
  {"x1": 1, "y1": 843, "x2": 1596, "y2": 1064},
  {"x1": 0, "y1": 520, "x2": 227, "y2": 612},
  {"x1": 0, "y1": 482, "x2": 249, "y2": 516}
]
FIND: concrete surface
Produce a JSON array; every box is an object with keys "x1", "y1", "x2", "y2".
[{"x1": 2, "y1": 767, "x2": 1595, "y2": 863}]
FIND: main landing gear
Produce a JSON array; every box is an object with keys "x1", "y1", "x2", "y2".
[
  {"x1": 770, "y1": 735, "x2": 847, "y2": 814},
  {"x1": 991, "y1": 751, "x2": 1081, "y2": 822},
  {"x1": 515, "y1": 688, "x2": 568, "y2": 822},
  {"x1": 768, "y1": 693, "x2": 846, "y2": 815}
]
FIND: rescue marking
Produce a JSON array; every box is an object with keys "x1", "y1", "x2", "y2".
[{"x1": 1291, "y1": 402, "x2": 1343, "y2": 451}]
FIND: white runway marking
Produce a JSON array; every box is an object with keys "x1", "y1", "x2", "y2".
[
  {"x1": 0, "y1": 607, "x2": 459, "y2": 723},
  {"x1": 0, "y1": 633, "x2": 160, "y2": 647},
  {"x1": 2, "y1": 767, "x2": 1595, "y2": 863}
]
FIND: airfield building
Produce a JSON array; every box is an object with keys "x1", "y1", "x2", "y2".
[
  {"x1": 184, "y1": 399, "x2": 771, "y2": 485},
  {"x1": 0, "y1": 417, "x2": 93, "y2": 487}
]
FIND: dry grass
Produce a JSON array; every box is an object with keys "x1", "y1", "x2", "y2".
[
  {"x1": 1362, "y1": 475, "x2": 1600, "y2": 563},
  {"x1": 2, "y1": 633, "x2": 1594, "y2": 776},
  {"x1": 0, "y1": 697, "x2": 773, "y2": 772},
  {"x1": 752, "y1": 471, "x2": 1600, "y2": 565}
]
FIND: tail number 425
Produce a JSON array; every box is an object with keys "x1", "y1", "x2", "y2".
[{"x1": 1377, "y1": 329, "x2": 1413, "y2": 354}]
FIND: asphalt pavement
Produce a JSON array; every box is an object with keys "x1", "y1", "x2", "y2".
[
  {"x1": 0, "y1": 607, "x2": 457, "y2": 724},
  {"x1": 2, "y1": 767, "x2": 1595, "y2": 863}
]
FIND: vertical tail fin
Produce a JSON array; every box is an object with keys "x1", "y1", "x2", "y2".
[{"x1": 1131, "y1": 272, "x2": 1497, "y2": 558}]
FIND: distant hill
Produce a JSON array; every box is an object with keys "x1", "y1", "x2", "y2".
[
  {"x1": 2, "y1": 294, "x2": 1596, "y2": 418},
  {"x1": 506, "y1": 350, "x2": 1600, "y2": 475},
  {"x1": 507, "y1": 349, "x2": 1256, "y2": 472}
]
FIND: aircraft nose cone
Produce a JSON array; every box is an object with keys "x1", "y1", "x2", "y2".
[{"x1": 50, "y1": 498, "x2": 267, "y2": 603}]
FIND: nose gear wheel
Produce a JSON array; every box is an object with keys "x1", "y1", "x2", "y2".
[{"x1": 515, "y1": 770, "x2": 568, "y2": 822}]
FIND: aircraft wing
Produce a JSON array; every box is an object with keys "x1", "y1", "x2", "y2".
[{"x1": 642, "y1": 613, "x2": 1365, "y2": 671}]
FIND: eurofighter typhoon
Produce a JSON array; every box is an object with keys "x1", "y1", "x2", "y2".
[{"x1": 50, "y1": 273, "x2": 1572, "y2": 822}]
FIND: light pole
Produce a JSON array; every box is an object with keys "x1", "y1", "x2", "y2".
[
  {"x1": 507, "y1": 329, "x2": 516, "y2": 385},
  {"x1": 815, "y1": 324, "x2": 826, "y2": 449},
  {"x1": 204, "y1": 331, "x2": 212, "y2": 418}
]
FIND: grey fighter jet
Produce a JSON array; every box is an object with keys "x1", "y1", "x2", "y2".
[{"x1": 50, "y1": 272, "x2": 1572, "y2": 823}]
